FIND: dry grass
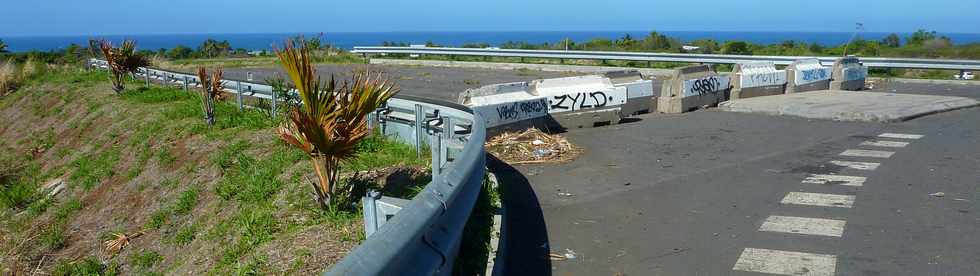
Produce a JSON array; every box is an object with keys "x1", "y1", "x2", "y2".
[
  {"x1": 485, "y1": 128, "x2": 583, "y2": 164},
  {"x1": 0, "y1": 60, "x2": 17, "y2": 95}
]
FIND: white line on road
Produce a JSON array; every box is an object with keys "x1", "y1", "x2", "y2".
[
  {"x1": 840, "y1": 149, "x2": 895, "y2": 158},
  {"x1": 733, "y1": 248, "x2": 837, "y2": 276},
  {"x1": 759, "y1": 216, "x2": 846, "y2": 237},
  {"x1": 781, "y1": 192, "x2": 855, "y2": 208},
  {"x1": 802, "y1": 174, "x2": 867, "y2": 187},
  {"x1": 830, "y1": 160, "x2": 880, "y2": 171},
  {"x1": 860, "y1": 140, "x2": 909, "y2": 148},
  {"x1": 878, "y1": 133, "x2": 924, "y2": 139}
]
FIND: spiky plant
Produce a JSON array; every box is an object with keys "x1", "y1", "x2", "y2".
[
  {"x1": 275, "y1": 40, "x2": 399, "y2": 210},
  {"x1": 196, "y1": 67, "x2": 225, "y2": 126},
  {"x1": 97, "y1": 39, "x2": 150, "y2": 93}
]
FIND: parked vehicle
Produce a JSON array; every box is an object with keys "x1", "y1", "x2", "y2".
[{"x1": 953, "y1": 71, "x2": 975, "y2": 80}]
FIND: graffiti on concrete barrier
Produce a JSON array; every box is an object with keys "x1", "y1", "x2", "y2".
[
  {"x1": 794, "y1": 67, "x2": 832, "y2": 85},
  {"x1": 495, "y1": 98, "x2": 548, "y2": 120},
  {"x1": 801, "y1": 69, "x2": 829, "y2": 81},
  {"x1": 474, "y1": 97, "x2": 550, "y2": 127},
  {"x1": 682, "y1": 76, "x2": 731, "y2": 97},
  {"x1": 550, "y1": 91, "x2": 612, "y2": 111},
  {"x1": 741, "y1": 71, "x2": 787, "y2": 88}
]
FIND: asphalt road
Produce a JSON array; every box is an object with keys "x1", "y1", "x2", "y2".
[
  {"x1": 495, "y1": 82, "x2": 980, "y2": 276},
  {"x1": 224, "y1": 63, "x2": 977, "y2": 275}
]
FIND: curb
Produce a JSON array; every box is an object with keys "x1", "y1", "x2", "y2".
[
  {"x1": 485, "y1": 171, "x2": 506, "y2": 276},
  {"x1": 869, "y1": 77, "x2": 980, "y2": 86}
]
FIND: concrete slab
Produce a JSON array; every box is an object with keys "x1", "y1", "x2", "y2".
[{"x1": 719, "y1": 90, "x2": 980, "y2": 122}]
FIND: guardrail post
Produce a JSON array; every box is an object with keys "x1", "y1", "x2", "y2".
[
  {"x1": 442, "y1": 117, "x2": 453, "y2": 164},
  {"x1": 182, "y1": 76, "x2": 189, "y2": 91},
  {"x1": 236, "y1": 81, "x2": 244, "y2": 111},
  {"x1": 163, "y1": 73, "x2": 168, "y2": 85},
  {"x1": 430, "y1": 131, "x2": 442, "y2": 176},
  {"x1": 144, "y1": 69, "x2": 150, "y2": 86},
  {"x1": 271, "y1": 88, "x2": 278, "y2": 118},
  {"x1": 362, "y1": 190, "x2": 381, "y2": 237},
  {"x1": 414, "y1": 104, "x2": 424, "y2": 158}
]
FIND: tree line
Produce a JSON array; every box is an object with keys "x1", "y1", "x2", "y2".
[{"x1": 388, "y1": 30, "x2": 979, "y2": 60}]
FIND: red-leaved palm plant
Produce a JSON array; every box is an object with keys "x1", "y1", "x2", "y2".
[
  {"x1": 196, "y1": 67, "x2": 225, "y2": 126},
  {"x1": 275, "y1": 40, "x2": 399, "y2": 210},
  {"x1": 98, "y1": 39, "x2": 149, "y2": 93}
]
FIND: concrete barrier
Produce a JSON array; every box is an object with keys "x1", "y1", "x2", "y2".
[
  {"x1": 831, "y1": 56, "x2": 868, "y2": 91},
  {"x1": 657, "y1": 65, "x2": 731, "y2": 113},
  {"x1": 459, "y1": 73, "x2": 653, "y2": 130},
  {"x1": 603, "y1": 70, "x2": 656, "y2": 115},
  {"x1": 731, "y1": 61, "x2": 787, "y2": 100},
  {"x1": 786, "y1": 59, "x2": 831, "y2": 93}
]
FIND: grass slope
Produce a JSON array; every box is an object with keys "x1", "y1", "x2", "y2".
[{"x1": 0, "y1": 66, "x2": 428, "y2": 275}]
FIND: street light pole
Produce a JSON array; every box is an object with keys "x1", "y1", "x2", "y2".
[{"x1": 843, "y1": 22, "x2": 865, "y2": 56}]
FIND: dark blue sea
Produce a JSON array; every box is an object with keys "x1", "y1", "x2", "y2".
[{"x1": 5, "y1": 31, "x2": 980, "y2": 53}]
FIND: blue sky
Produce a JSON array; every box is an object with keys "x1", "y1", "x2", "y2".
[{"x1": 1, "y1": 0, "x2": 978, "y2": 36}]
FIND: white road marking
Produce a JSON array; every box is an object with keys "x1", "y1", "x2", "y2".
[
  {"x1": 733, "y1": 248, "x2": 837, "y2": 276},
  {"x1": 839, "y1": 149, "x2": 895, "y2": 158},
  {"x1": 830, "y1": 160, "x2": 880, "y2": 171},
  {"x1": 878, "y1": 133, "x2": 924, "y2": 139},
  {"x1": 759, "y1": 216, "x2": 846, "y2": 237},
  {"x1": 802, "y1": 174, "x2": 867, "y2": 187},
  {"x1": 860, "y1": 140, "x2": 909, "y2": 148},
  {"x1": 781, "y1": 192, "x2": 855, "y2": 208}
]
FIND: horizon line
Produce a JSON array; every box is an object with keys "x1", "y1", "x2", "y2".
[{"x1": 4, "y1": 29, "x2": 979, "y2": 38}]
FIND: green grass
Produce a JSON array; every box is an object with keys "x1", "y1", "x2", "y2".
[
  {"x1": 0, "y1": 158, "x2": 41, "y2": 211},
  {"x1": 346, "y1": 133, "x2": 428, "y2": 172},
  {"x1": 171, "y1": 223, "x2": 199, "y2": 246},
  {"x1": 145, "y1": 184, "x2": 200, "y2": 230},
  {"x1": 212, "y1": 207, "x2": 279, "y2": 274},
  {"x1": 214, "y1": 143, "x2": 304, "y2": 203},
  {"x1": 41, "y1": 197, "x2": 83, "y2": 250},
  {"x1": 174, "y1": 187, "x2": 200, "y2": 215},
  {"x1": 70, "y1": 146, "x2": 121, "y2": 190},
  {"x1": 130, "y1": 250, "x2": 164, "y2": 270},
  {"x1": 453, "y1": 174, "x2": 500, "y2": 276},
  {"x1": 157, "y1": 145, "x2": 177, "y2": 166},
  {"x1": 53, "y1": 255, "x2": 120, "y2": 276}
]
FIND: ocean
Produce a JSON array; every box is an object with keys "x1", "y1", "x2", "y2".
[{"x1": 4, "y1": 31, "x2": 980, "y2": 53}]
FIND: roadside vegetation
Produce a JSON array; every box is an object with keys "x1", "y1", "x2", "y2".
[
  {"x1": 380, "y1": 29, "x2": 980, "y2": 80},
  {"x1": 0, "y1": 41, "x2": 429, "y2": 275}
]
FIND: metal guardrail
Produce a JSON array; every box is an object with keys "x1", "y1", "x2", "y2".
[
  {"x1": 87, "y1": 59, "x2": 489, "y2": 275},
  {"x1": 351, "y1": 46, "x2": 980, "y2": 71}
]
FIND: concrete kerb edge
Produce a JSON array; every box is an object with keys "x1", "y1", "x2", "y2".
[
  {"x1": 887, "y1": 100, "x2": 980, "y2": 123},
  {"x1": 485, "y1": 171, "x2": 506, "y2": 276},
  {"x1": 868, "y1": 77, "x2": 980, "y2": 86}
]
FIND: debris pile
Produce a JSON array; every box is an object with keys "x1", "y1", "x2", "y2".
[{"x1": 485, "y1": 128, "x2": 582, "y2": 164}]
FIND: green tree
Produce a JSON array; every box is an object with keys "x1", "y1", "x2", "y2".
[
  {"x1": 168, "y1": 45, "x2": 193, "y2": 59},
  {"x1": 616, "y1": 34, "x2": 636, "y2": 49},
  {"x1": 881, "y1": 33, "x2": 901, "y2": 48},
  {"x1": 640, "y1": 31, "x2": 677, "y2": 51},
  {"x1": 907, "y1": 29, "x2": 937, "y2": 46},
  {"x1": 721, "y1": 41, "x2": 752, "y2": 55},
  {"x1": 688, "y1": 39, "x2": 720, "y2": 54},
  {"x1": 198, "y1": 39, "x2": 232, "y2": 58},
  {"x1": 0, "y1": 39, "x2": 7, "y2": 53},
  {"x1": 808, "y1": 43, "x2": 824, "y2": 54}
]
